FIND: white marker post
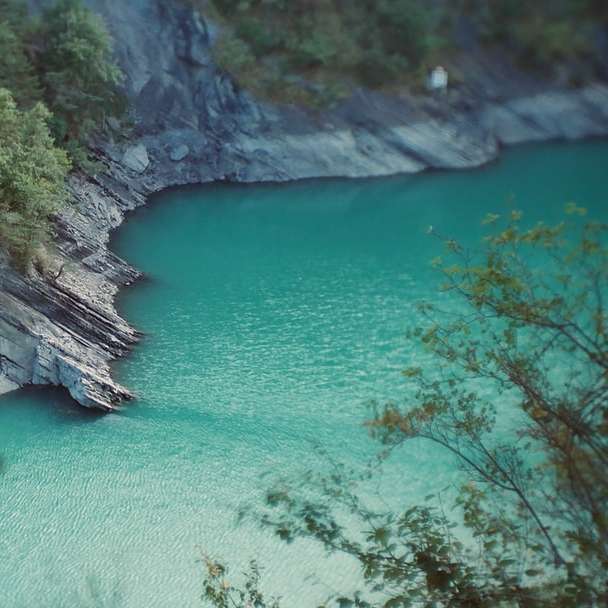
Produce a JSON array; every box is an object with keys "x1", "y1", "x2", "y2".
[{"x1": 428, "y1": 65, "x2": 448, "y2": 95}]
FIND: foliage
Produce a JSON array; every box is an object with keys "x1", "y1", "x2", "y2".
[
  {"x1": 0, "y1": 23, "x2": 41, "y2": 108},
  {"x1": 0, "y1": 0, "x2": 31, "y2": 33},
  {"x1": 213, "y1": 31, "x2": 257, "y2": 77},
  {"x1": 209, "y1": 0, "x2": 444, "y2": 106},
  {"x1": 201, "y1": 557, "x2": 280, "y2": 608},
  {"x1": 207, "y1": 0, "x2": 606, "y2": 105},
  {"x1": 472, "y1": 0, "x2": 600, "y2": 69},
  {"x1": 512, "y1": 18, "x2": 591, "y2": 69},
  {"x1": 38, "y1": 0, "x2": 124, "y2": 161},
  {"x1": 0, "y1": 0, "x2": 124, "y2": 269},
  {"x1": 0, "y1": 89, "x2": 70, "y2": 272},
  {"x1": 0, "y1": 0, "x2": 124, "y2": 156},
  {"x1": 374, "y1": 0, "x2": 440, "y2": 65},
  {"x1": 202, "y1": 210, "x2": 608, "y2": 607}
]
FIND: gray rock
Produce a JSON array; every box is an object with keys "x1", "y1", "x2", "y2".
[
  {"x1": 122, "y1": 143, "x2": 150, "y2": 173},
  {"x1": 169, "y1": 144, "x2": 190, "y2": 162},
  {"x1": 480, "y1": 104, "x2": 548, "y2": 145},
  {"x1": 106, "y1": 116, "x2": 121, "y2": 132},
  {"x1": 0, "y1": 375, "x2": 18, "y2": 395}
]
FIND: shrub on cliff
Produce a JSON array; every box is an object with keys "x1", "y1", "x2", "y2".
[
  {"x1": 474, "y1": 0, "x2": 599, "y2": 71},
  {"x1": 0, "y1": 23, "x2": 42, "y2": 108},
  {"x1": 0, "y1": 0, "x2": 31, "y2": 33},
  {"x1": 0, "y1": 0, "x2": 125, "y2": 271},
  {"x1": 374, "y1": 0, "x2": 441, "y2": 66},
  {"x1": 37, "y1": 0, "x2": 125, "y2": 164},
  {"x1": 0, "y1": 89, "x2": 70, "y2": 272},
  {"x1": 210, "y1": 0, "x2": 444, "y2": 105},
  {"x1": 0, "y1": 0, "x2": 125, "y2": 166},
  {"x1": 208, "y1": 0, "x2": 605, "y2": 105},
  {"x1": 0, "y1": 0, "x2": 42, "y2": 108}
]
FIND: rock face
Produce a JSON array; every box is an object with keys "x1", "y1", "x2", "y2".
[
  {"x1": 122, "y1": 144, "x2": 150, "y2": 173},
  {"x1": 0, "y1": 168, "x2": 144, "y2": 410},
  {"x1": 2, "y1": 0, "x2": 608, "y2": 410},
  {"x1": 169, "y1": 144, "x2": 189, "y2": 162}
]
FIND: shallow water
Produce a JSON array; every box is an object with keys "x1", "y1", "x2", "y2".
[{"x1": 1, "y1": 141, "x2": 607, "y2": 607}]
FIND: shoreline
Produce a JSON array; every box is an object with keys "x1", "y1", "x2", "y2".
[
  {"x1": 2, "y1": 129, "x2": 608, "y2": 412},
  {"x1": 1, "y1": 0, "x2": 608, "y2": 410}
]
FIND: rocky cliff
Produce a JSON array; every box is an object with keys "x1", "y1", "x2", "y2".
[{"x1": 1, "y1": 0, "x2": 608, "y2": 410}]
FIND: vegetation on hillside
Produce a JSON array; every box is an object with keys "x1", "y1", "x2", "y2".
[
  {"x1": 207, "y1": 0, "x2": 608, "y2": 105},
  {"x1": 202, "y1": 209, "x2": 608, "y2": 607},
  {"x1": 0, "y1": 0, "x2": 123, "y2": 271},
  {"x1": 38, "y1": 0, "x2": 124, "y2": 163},
  {"x1": 209, "y1": 0, "x2": 445, "y2": 106},
  {"x1": 473, "y1": 0, "x2": 607, "y2": 71},
  {"x1": 0, "y1": 23, "x2": 41, "y2": 107},
  {"x1": 0, "y1": 90, "x2": 70, "y2": 272}
]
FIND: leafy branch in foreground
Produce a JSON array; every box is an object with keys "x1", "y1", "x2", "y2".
[
  {"x1": 202, "y1": 209, "x2": 607, "y2": 607},
  {"x1": 201, "y1": 556, "x2": 280, "y2": 608}
]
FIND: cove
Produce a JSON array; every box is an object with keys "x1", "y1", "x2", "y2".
[{"x1": 0, "y1": 140, "x2": 607, "y2": 607}]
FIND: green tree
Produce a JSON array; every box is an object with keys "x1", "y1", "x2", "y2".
[
  {"x1": 0, "y1": 23, "x2": 41, "y2": 107},
  {"x1": 0, "y1": 0, "x2": 31, "y2": 34},
  {"x1": 202, "y1": 210, "x2": 608, "y2": 607},
  {"x1": 0, "y1": 89, "x2": 70, "y2": 272},
  {"x1": 475, "y1": 0, "x2": 596, "y2": 70},
  {"x1": 38, "y1": 0, "x2": 124, "y2": 159},
  {"x1": 375, "y1": 0, "x2": 441, "y2": 65}
]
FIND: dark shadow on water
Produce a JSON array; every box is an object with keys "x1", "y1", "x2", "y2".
[{"x1": 0, "y1": 385, "x2": 112, "y2": 423}]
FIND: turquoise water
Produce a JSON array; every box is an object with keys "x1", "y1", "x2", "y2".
[{"x1": 0, "y1": 141, "x2": 607, "y2": 607}]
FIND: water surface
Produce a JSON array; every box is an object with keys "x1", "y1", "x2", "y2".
[{"x1": 1, "y1": 141, "x2": 607, "y2": 607}]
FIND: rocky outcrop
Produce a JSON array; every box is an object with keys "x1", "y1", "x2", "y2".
[
  {"x1": 122, "y1": 144, "x2": 150, "y2": 173},
  {"x1": 169, "y1": 144, "x2": 190, "y2": 162},
  {"x1": 0, "y1": 168, "x2": 144, "y2": 410},
  {"x1": 2, "y1": 0, "x2": 608, "y2": 409}
]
